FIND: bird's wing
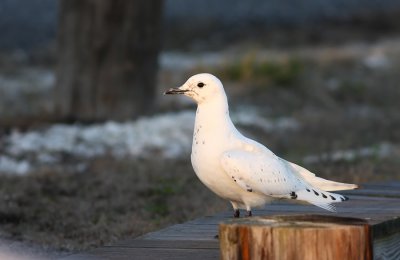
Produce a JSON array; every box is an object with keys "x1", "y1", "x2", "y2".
[
  {"x1": 220, "y1": 149, "x2": 349, "y2": 212},
  {"x1": 220, "y1": 149, "x2": 303, "y2": 196},
  {"x1": 281, "y1": 159, "x2": 358, "y2": 191}
]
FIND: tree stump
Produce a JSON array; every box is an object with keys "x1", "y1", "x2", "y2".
[{"x1": 219, "y1": 215, "x2": 372, "y2": 260}]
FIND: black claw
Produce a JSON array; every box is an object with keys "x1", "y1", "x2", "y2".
[
  {"x1": 233, "y1": 209, "x2": 240, "y2": 218},
  {"x1": 290, "y1": 191, "x2": 297, "y2": 199}
]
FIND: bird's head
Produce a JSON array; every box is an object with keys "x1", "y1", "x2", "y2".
[{"x1": 164, "y1": 73, "x2": 226, "y2": 105}]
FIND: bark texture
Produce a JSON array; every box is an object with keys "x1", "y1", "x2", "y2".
[
  {"x1": 219, "y1": 215, "x2": 372, "y2": 260},
  {"x1": 56, "y1": 0, "x2": 163, "y2": 121}
]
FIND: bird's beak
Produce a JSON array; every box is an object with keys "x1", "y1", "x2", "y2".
[{"x1": 164, "y1": 86, "x2": 188, "y2": 95}]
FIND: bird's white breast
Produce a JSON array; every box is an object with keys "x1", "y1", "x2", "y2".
[
  {"x1": 190, "y1": 106, "x2": 270, "y2": 207},
  {"x1": 190, "y1": 112, "x2": 234, "y2": 198}
]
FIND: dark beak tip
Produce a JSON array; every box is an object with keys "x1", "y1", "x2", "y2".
[
  {"x1": 164, "y1": 89, "x2": 176, "y2": 95},
  {"x1": 164, "y1": 88, "x2": 187, "y2": 95}
]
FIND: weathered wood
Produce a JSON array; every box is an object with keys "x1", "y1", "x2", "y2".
[
  {"x1": 219, "y1": 215, "x2": 372, "y2": 260},
  {"x1": 64, "y1": 247, "x2": 219, "y2": 260},
  {"x1": 374, "y1": 232, "x2": 400, "y2": 259},
  {"x1": 61, "y1": 182, "x2": 400, "y2": 260}
]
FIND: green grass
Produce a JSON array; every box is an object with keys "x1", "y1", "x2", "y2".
[
  {"x1": 210, "y1": 53, "x2": 304, "y2": 88},
  {"x1": 331, "y1": 80, "x2": 367, "y2": 102},
  {"x1": 140, "y1": 177, "x2": 184, "y2": 217}
]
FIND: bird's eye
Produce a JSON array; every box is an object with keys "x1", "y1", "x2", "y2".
[{"x1": 197, "y1": 82, "x2": 205, "y2": 88}]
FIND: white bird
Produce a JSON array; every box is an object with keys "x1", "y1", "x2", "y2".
[{"x1": 165, "y1": 73, "x2": 358, "y2": 217}]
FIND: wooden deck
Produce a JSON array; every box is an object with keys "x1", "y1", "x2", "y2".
[{"x1": 61, "y1": 181, "x2": 400, "y2": 259}]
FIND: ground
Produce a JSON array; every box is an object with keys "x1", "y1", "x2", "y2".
[{"x1": 0, "y1": 36, "x2": 400, "y2": 257}]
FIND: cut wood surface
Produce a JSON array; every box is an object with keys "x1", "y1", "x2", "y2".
[{"x1": 61, "y1": 181, "x2": 400, "y2": 260}]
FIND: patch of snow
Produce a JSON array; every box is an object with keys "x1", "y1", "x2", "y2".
[
  {"x1": 7, "y1": 111, "x2": 195, "y2": 159},
  {"x1": 325, "y1": 78, "x2": 340, "y2": 91},
  {"x1": 1, "y1": 111, "x2": 195, "y2": 175},
  {"x1": 232, "y1": 107, "x2": 300, "y2": 132},
  {"x1": 0, "y1": 236, "x2": 66, "y2": 260},
  {"x1": 160, "y1": 52, "x2": 224, "y2": 71},
  {"x1": 0, "y1": 156, "x2": 31, "y2": 175},
  {"x1": 303, "y1": 142, "x2": 395, "y2": 164},
  {"x1": 0, "y1": 108, "x2": 300, "y2": 175},
  {"x1": 0, "y1": 68, "x2": 55, "y2": 117},
  {"x1": 0, "y1": 68, "x2": 54, "y2": 95},
  {"x1": 363, "y1": 48, "x2": 390, "y2": 69}
]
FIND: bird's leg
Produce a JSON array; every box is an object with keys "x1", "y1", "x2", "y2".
[
  {"x1": 245, "y1": 205, "x2": 252, "y2": 217},
  {"x1": 230, "y1": 201, "x2": 240, "y2": 218},
  {"x1": 233, "y1": 209, "x2": 240, "y2": 218}
]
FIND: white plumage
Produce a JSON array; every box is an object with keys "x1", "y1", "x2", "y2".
[{"x1": 165, "y1": 73, "x2": 357, "y2": 217}]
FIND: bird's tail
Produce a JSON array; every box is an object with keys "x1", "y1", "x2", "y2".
[
  {"x1": 304, "y1": 177, "x2": 358, "y2": 191},
  {"x1": 293, "y1": 188, "x2": 349, "y2": 212},
  {"x1": 286, "y1": 160, "x2": 358, "y2": 191}
]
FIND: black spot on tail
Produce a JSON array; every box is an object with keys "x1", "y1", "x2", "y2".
[
  {"x1": 290, "y1": 191, "x2": 297, "y2": 199},
  {"x1": 313, "y1": 190, "x2": 319, "y2": 196},
  {"x1": 322, "y1": 193, "x2": 327, "y2": 198},
  {"x1": 247, "y1": 188, "x2": 253, "y2": 192},
  {"x1": 306, "y1": 188, "x2": 310, "y2": 192},
  {"x1": 330, "y1": 195, "x2": 336, "y2": 200}
]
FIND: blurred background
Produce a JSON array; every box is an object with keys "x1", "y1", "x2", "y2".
[{"x1": 0, "y1": 0, "x2": 399, "y2": 257}]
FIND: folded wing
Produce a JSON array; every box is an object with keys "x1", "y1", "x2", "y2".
[{"x1": 220, "y1": 149, "x2": 352, "y2": 212}]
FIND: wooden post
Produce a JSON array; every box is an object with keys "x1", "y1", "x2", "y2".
[{"x1": 219, "y1": 215, "x2": 373, "y2": 260}]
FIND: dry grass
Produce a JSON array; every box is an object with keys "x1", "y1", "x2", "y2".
[{"x1": 0, "y1": 158, "x2": 227, "y2": 251}]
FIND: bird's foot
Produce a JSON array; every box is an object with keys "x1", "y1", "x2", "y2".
[
  {"x1": 246, "y1": 210, "x2": 252, "y2": 217},
  {"x1": 233, "y1": 209, "x2": 240, "y2": 218}
]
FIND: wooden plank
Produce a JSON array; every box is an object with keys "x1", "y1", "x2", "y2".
[
  {"x1": 374, "y1": 232, "x2": 400, "y2": 259},
  {"x1": 341, "y1": 182, "x2": 400, "y2": 198},
  {"x1": 60, "y1": 182, "x2": 400, "y2": 260},
  {"x1": 339, "y1": 182, "x2": 400, "y2": 198},
  {"x1": 364, "y1": 182, "x2": 400, "y2": 189},
  {"x1": 63, "y1": 247, "x2": 219, "y2": 260},
  {"x1": 111, "y1": 239, "x2": 219, "y2": 249},
  {"x1": 341, "y1": 189, "x2": 400, "y2": 198}
]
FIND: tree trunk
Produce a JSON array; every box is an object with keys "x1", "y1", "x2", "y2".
[{"x1": 56, "y1": 0, "x2": 163, "y2": 121}]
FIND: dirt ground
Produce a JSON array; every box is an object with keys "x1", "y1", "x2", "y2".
[{"x1": 0, "y1": 36, "x2": 400, "y2": 255}]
